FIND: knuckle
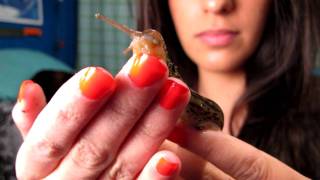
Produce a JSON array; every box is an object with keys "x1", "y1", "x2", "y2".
[
  {"x1": 106, "y1": 100, "x2": 141, "y2": 128},
  {"x1": 203, "y1": 144, "x2": 217, "y2": 161},
  {"x1": 71, "y1": 137, "x2": 113, "y2": 170},
  {"x1": 108, "y1": 104, "x2": 130, "y2": 120},
  {"x1": 57, "y1": 109, "x2": 81, "y2": 126},
  {"x1": 110, "y1": 98, "x2": 141, "y2": 119},
  {"x1": 33, "y1": 137, "x2": 65, "y2": 159},
  {"x1": 138, "y1": 121, "x2": 162, "y2": 139},
  {"x1": 105, "y1": 158, "x2": 137, "y2": 180},
  {"x1": 236, "y1": 150, "x2": 268, "y2": 180},
  {"x1": 15, "y1": 139, "x2": 65, "y2": 180}
]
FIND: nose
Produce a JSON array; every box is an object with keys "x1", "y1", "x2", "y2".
[{"x1": 203, "y1": 0, "x2": 235, "y2": 14}]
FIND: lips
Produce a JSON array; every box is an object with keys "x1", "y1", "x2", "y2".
[{"x1": 196, "y1": 30, "x2": 239, "y2": 47}]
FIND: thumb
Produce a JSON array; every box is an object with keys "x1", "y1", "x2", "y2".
[
  {"x1": 170, "y1": 126, "x2": 308, "y2": 180},
  {"x1": 137, "y1": 150, "x2": 181, "y2": 180},
  {"x1": 12, "y1": 80, "x2": 46, "y2": 139}
]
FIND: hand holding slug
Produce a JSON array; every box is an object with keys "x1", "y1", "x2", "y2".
[
  {"x1": 12, "y1": 40, "x2": 189, "y2": 179},
  {"x1": 95, "y1": 13, "x2": 224, "y2": 131},
  {"x1": 12, "y1": 14, "x2": 308, "y2": 180}
]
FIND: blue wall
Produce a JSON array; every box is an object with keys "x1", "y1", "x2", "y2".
[{"x1": 0, "y1": 0, "x2": 77, "y2": 67}]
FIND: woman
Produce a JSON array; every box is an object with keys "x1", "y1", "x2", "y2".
[
  {"x1": 12, "y1": 0, "x2": 320, "y2": 179},
  {"x1": 138, "y1": 0, "x2": 320, "y2": 177}
]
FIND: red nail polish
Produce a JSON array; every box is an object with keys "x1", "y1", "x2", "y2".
[
  {"x1": 159, "y1": 79, "x2": 189, "y2": 109},
  {"x1": 129, "y1": 54, "x2": 167, "y2": 87},
  {"x1": 156, "y1": 157, "x2": 178, "y2": 176},
  {"x1": 79, "y1": 67, "x2": 116, "y2": 100},
  {"x1": 17, "y1": 80, "x2": 34, "y2": 110}
]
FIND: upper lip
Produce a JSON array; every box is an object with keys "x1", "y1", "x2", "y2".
[{"x1": 195, "y1": 29, "x2": 239, "y2": 37}]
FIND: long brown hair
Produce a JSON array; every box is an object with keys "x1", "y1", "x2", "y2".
[{"x1": 136, "y1": 0, "x2": 320, "y2": 178}]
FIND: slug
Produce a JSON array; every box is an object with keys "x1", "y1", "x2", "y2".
[{"x1": 95, "y1": 13, "x2": 224, "y2": 130}]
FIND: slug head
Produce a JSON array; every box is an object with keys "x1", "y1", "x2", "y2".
[
  {"x1": 95, "y1": 13, "x2": 167, "y2": 60},
  {"x1": 128, "y1": 29, "x2": 167, "y2": 60}
]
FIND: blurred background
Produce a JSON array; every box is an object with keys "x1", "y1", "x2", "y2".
[
  {"x1": 0, "y1": 0, "x2": 134, "y2": 101},
  {"x1": 0, "y1": 0, "x2": 319, "y2": 101}
]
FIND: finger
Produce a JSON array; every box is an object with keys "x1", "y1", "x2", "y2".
[
  {"x1": 160, "y1": 140, "x2": 234, "y2": 180},
  {"x1": 100, "y1": 78, "x2": 190, "y2": 179},
  {"x1": 172, "y1": 126, "x2": 307, "y2": 180},
  {"x1": 12, "y1": 80, "x2": 46, "y2": 138},
  {"x1": 46, "y1": 54, "x2": 169, "y2": 179},
  {"x1": 137, "y1": 150, "x2": 181, "y2": 180},
  {"x1": 15, "y1": 67, "x2": 116, "y2": 179}
]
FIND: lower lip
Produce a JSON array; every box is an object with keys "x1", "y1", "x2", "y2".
[{"x1": 197, "y1": 32, "x2": 238, "y2": 47}]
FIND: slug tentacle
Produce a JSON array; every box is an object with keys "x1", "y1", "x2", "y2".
[
  {"x1": 95, "y1": 13, "x2": 224, "y2": 131},
  {"x1": 95, "y1": 13, "x2": 142, "y2": 38}
]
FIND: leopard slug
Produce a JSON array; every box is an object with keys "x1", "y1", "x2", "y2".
[{"x1": 95, "y1": 13, "x2": 224, "y2": 130}]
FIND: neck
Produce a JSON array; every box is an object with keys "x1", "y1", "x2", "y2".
[{"x1": 197, "y1": 68, "x2": 247, "y2": 135}]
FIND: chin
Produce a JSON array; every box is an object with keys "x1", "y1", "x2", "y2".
[
  {"x1": 196, "y1": 53, "x2": 246, "y2": 73},
  {"x1": 201, "y1": 64, "x2": 241, "y2": 73}
]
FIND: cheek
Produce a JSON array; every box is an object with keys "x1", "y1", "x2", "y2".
[
  {"x1": 169, "y1": 1, "x2": 200, "y2": 45},
  {"x1": 239, "y1": 0, "x2": 271, "y2": 51}
]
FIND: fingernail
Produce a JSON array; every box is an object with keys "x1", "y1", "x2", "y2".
[
  {"x1": 159, "y1": 79, "x2": 189, "y2": 109},
  {"x1": 129, "y1": 54, "x2": 167, "y2": 87},
  {"x1": 80, "y1": 67, "x2": 116, "y2": 100},
  {"x1": 156, "y1": 157, "x2": 179, "y2": 176},
  {"x1": 17, "y1": 80, "x2": 34, "y2": 110}
]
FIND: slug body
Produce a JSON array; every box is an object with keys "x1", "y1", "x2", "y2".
[{"x1": 95, "y1": 13, "x2": 224, "y2": 130}]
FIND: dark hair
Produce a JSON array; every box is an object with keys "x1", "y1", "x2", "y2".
[{"x1": 136, "y1": 0, "x2": 320, "y2": 178}]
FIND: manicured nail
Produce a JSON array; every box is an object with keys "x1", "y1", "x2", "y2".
[
  {"x1": 159, "y1": 79, "x2": 189, "y2": 109},
  {"x1": 156, "y1": 157, "x2": 179, "y2": 176},
  {"x1": 17, "y1": 80, "x2": 34, "y2": 110},
  {"x1": 79, "y1": 67, "x2": 116, "y2": 100},
  {"x1": 129, "y1": 54, "x2": 167, "y2": 87}
]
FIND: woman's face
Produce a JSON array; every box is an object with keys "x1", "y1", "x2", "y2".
[{"x1": 168, "y1": 0, "x2": 271, "y2": 73}]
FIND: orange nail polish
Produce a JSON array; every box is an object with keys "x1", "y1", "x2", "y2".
[
  {"x1": 159, "y1": 79, "x2": 189, "y2": 109},
  {"x1": 156, "y1": 157, "x2": 178, "y2": 176},
  {"x1": 129, "y1": 54, "x2": 167, "y2": 87},
  {"x1": 17, "y1": 80, "x2": 34, "y2": 111},
  {"x1": 79, "y1": 67, "x2": 116, "y2": 100}
]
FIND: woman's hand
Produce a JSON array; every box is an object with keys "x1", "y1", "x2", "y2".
[
  {"x1": 12, "y1": 54, "x2": 309, "y2": 180},
  {"x1": 161, "y1": 125, "x2": 310, "y2": 180},
  {"x1": 12, "y1": 54, "x2": 190, "y2": 179}
]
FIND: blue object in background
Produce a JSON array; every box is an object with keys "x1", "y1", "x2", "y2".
[
  {"x1": 0, "y1": 0, "x2": 42, "y2": 22},
  {"x1": 0, "y1": 48, "x2": 73, "y2": 100},
  {"x1": 0, "y1": 0, "x2": 77, "y2": 68}
]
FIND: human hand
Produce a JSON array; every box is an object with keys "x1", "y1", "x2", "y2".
[
  {"x1": 161, "y1": 125, "x2": 310, "y2": 180},
  {"x1": 12, "y1": 54, "x2": 190, "y2": 179}
]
